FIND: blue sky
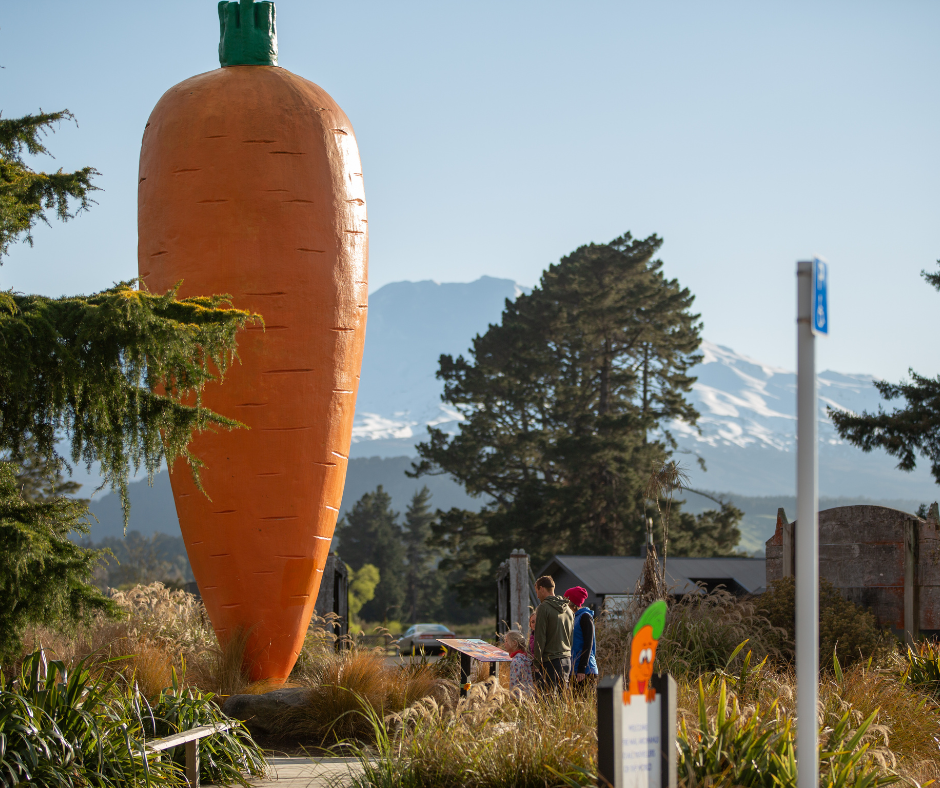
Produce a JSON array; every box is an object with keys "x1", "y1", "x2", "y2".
[{"x1": 3, "y1": 0, "x2": 939, "y2": 381}]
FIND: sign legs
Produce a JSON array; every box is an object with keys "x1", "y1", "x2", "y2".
[{"x1": 459, "y1": 651, "x2": 472, "y2": 697}]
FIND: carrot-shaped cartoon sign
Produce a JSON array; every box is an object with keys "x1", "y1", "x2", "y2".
[{"x1": 627, "y1": 600, "x2": 667, "y2": 702}]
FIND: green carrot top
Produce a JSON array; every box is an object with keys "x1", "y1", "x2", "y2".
[{"x1": 218, "y1": 0, "x2": 278, "y2": 67}]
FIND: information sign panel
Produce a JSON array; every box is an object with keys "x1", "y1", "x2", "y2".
[
  {"x1": 437, "y1": 639, "x2": 512, "y2": 662},
  {"x1": 812, "y1": 257, "x2": 829, "y2": 335}
]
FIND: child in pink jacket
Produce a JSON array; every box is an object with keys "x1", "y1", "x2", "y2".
[{"x1": 502, "y1": 630, "x2": 534, "y2": 697}]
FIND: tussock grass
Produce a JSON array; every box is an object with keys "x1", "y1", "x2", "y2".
[
  {"x1": 193, "y1": 625, "x2": 254, "y2": 696},
  {"x1": 271, "y1": 650, "x2": 450, "y2": 746}
]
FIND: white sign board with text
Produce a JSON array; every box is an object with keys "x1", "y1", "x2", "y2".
[
  {"x1": 622, "y1": 694, "x2": 662, "y2": 787},
  {"x1": 597, "y1": 674, "x2": 676, "y2": 788}
]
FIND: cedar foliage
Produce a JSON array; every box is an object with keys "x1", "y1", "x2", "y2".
[
  {"x1": 7, "y1": 434, "x2": 85, "y2": 503},
  {"x1": 413, "y1": 233, "x2": 717, "y2": 601},
  {"x1": 0, "y1": 111, "x2": 98, "y2": 258},
  {"x1": 0, "y1": 110, "x2": 257, "y2": 656},
  {"x1": 0, "y1": 284, "x2": 255, "y2": 518},
  {"x1": 830, "y1": 261, "x2": 940, "y2": 483}
]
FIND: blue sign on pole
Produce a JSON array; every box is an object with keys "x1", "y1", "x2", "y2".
[{"x1": 812, "y1": 257, "x2": 828, "y2": 335}]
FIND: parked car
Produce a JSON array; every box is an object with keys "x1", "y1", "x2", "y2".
[{"x1": 397, "y1": 623, "x2": 456, "y2": 654}]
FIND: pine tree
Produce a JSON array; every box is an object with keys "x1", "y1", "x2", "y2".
[
  {"x1": 0, "y1": 110, "x2": 256, "y2": 657},
  {"x1": 402, "y1": 487, "x2": 445, "y2": 623},
  {"x1": 413, "y1": 232, "x2": 714, "y2": 602},
  {"x1": 830, "y1": 262, "x2": 940, "y2": 483},
  {"x1": 669, "y1": 503, "x2": 743, "y2": 557},
  {"x1": 334, "y1": 486, "x2": 406, "y2": 622}
]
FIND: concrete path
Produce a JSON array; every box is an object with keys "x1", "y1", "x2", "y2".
[{"x1": 250, "y1": 757, "x2": 366, "y2": 788}]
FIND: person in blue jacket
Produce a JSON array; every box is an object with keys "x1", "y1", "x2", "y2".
[{"x1": 564, "y1": 586, "x2": 597, "y2": 686}]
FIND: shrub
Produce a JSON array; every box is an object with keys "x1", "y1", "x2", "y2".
[
  {"x1": 758, "y1": 576, "x2": 895, "y2": 667},
  {"x1": 146, "y1": 673, "x2": 267, "y2": 786},
  {"x1": 0, "y1": 649, "x2": 267, "y2": 787},
  {"x1": 902, "y1": 639, "x2": 940, "y2": 698},
  {"x1": 0, "y1": 650, "x2": 176, "y2": 786}
]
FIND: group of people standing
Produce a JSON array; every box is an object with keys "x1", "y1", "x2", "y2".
[{"x1": 501, "y1": 575, "x2": 598, "y2": 696}]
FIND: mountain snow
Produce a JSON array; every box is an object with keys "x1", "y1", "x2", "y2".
[{"x1": 352, "y1": 278, "x2": 938, "y2": 500}]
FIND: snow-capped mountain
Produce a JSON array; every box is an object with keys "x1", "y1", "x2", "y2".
[{"x1": 352, "y1": 277, "x2": 938, "y2": 500}]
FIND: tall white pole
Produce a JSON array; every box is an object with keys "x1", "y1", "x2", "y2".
[{"x1": 796, "y1": 260, "x2": 819, "y2": 788}]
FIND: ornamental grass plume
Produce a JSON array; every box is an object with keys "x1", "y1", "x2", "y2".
[{"x1": 596, "y1": 587, "x2": 787, "y2": 680}]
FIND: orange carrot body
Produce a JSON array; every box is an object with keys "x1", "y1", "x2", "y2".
[{"x1": 138, "y1": 65, "x2": 367, "y2": 681}]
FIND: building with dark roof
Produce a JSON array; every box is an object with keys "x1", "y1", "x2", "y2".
[{"x1": 537, "y1": 555, "x2": 767, "y2": 610}]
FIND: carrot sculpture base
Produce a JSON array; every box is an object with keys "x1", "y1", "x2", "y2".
[{"x1": 138, "y1": 3, "x2": 367, "y2": 681}]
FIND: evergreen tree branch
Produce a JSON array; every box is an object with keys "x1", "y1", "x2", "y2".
[
  {"x1": 0, "y1": 282, "x2": 260, "y2": 527},
  {"x1": 828, "y1": 263, "x2": 940, "y2": 486}
]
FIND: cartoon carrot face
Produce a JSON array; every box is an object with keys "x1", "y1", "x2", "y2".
[{"x1": 627, "y1": 600, "x2": 667, "y2": 700}]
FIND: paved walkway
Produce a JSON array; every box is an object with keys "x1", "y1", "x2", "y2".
[{"x1": 250, "y1": 757, "x2": 366, "y2": 788}]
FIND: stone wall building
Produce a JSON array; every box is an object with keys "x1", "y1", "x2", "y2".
[{"x1": 766, "y1": 503, "x2": 940, "y2": 643}]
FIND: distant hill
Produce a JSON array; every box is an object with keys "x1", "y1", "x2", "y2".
[{"x1": 84, "y1": 453, "x2": 934, "y2": 561}]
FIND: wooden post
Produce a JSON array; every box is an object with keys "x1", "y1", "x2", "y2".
[
  {"x1": 496, "y1": 562, "x2": 509, "y2": 635},
  {"x1": 185, "y1": 739, "x2": 200, "y2": 787},
  {"x1": 459, "y1": 651, "x2": 472, "y2": 697},
  {"x1": 651, "y1": 674, "x2": 677, "y2": 788},
  {"x1": 509, "y1": 549, "x2": 530, "y2": 631},
  {"x1": 597, "y1": 674, "x2": 676, "y2": 788},
  {"x1": 904, "y1": 517, "x2": 919, "y2": 646}
]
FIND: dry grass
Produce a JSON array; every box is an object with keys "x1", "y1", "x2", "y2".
[
  {"x1": 361, "y1": 678, "x2": 597, "y2": 788},
  {"x1": 18, "y1": 581, "x2": 940, "y2": 788},
  {"x1": 670, "y1": 646, "x2": 940, "y2": 788},
  {"x1": 821, "y1": 655, "x2": 940, "y2": 784},
  {"x1": 189, "y1": 625, "x2": 254, "y2": 696}
]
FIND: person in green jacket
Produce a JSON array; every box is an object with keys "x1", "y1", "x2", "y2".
[{"x1": 532, "y1": 575, "x2": 575, "y2": 691}]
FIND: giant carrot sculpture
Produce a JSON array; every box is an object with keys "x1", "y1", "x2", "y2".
[{"x1": 138, "y1": 0, "x2": 367, "y2": 681}]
